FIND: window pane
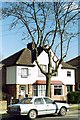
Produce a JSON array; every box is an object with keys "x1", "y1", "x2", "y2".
[
  {"x1": 33, "y1": 85, "x2": 38, "y2": 96},
  {"x1": 38, "y1": 85, "x2": 46, "y2": 96},
  {"x1": 21, "y1": 68, "x2": 28, "y2": 78},
  {"x1": 44, "y1": 98, "x2": 53, "y2": 104},
  {"x1": 54, "y1": 89, "x2": 62, "y2": 95},
  {"x1": 67, "y1": 85, "x2": 72, "y2": 92},
  {"x1": 34, "y1": 98, "x2": 44, "y2": 104},
  {"x1": 38, "y1": 65, "x2": 47, "y2": 77},
  {"x1": 67, "y1": 71, "x2": 71, "y2": 77},
  {"x1": 54, "y1": 85, "x2": 63, "y2": 95}
]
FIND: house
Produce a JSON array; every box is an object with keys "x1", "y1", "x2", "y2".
[
  {"x1": 0, "y1": 43, "x2": 75, "y2": 101},
  {"x1": 67, "y1": 56, "x2": 80, "y2": 91}
]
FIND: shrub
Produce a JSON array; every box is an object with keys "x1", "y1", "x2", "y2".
[{"x1": 67, "y1": 91, "x2": 80, "y2": 104}]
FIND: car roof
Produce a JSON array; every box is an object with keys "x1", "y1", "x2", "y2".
[{"x1": 24, "y1": 96, "x2": 49, "y2": 99}]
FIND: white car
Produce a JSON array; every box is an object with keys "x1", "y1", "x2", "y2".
[{"x1": 7, "y1": 96, "x2": 69, "y2": 119}]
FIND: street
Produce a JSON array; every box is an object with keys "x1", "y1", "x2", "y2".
[{"x1": 0, "y1": 110, "x2": 80, "y2": 120}]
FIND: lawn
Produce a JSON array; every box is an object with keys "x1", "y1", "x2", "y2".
[{"x1": 69, "y1": 104, "x2": 80, "y2": 111}]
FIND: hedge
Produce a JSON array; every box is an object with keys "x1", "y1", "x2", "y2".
[{"x1": 67, "y1": 91, "x2": 80, "y2": 104}]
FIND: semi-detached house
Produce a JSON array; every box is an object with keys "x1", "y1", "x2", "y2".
[{"x1": 1, "y1": 43, "x2": 75, "y2": 101}]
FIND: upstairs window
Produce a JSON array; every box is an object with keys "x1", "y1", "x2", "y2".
[
  {"x1": 67, "y1": 71, "x2": 71, "y2": 77},
  {"x1": 38, "y1": 64, "x2": 47, "y2": 77},
  {"x1": 21, "y1": 68, "x2": 31, "y2": 78}
]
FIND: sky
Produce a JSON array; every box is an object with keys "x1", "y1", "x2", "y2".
[{"x1": 0, "y1": 1, "x2": 79, "y2": 62}]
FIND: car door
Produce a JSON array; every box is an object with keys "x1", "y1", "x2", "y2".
[
  {"x1": 43, "y1": 97, "x2": 57, "y2": 114},
  {"x1": 34, "y1": 98, "x2": 47, "y2": 115}
]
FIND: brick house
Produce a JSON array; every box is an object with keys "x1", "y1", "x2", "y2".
[
  {"x1": 67, "y1": 56, "x2": 80, "y2": 91},
  {"x1": 0, "y1": 43, "x2": 75, "y2": 101}
]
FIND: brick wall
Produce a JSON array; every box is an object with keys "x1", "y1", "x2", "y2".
[{"x1": 6, "y1": 84, "x2": 16, "y2": 97}]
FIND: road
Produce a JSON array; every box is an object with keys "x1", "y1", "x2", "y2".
[{"x1": 0, "y1": 110, "x2": 80, "y2": 120}]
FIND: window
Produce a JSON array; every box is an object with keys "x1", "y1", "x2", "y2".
[
  {"x1": 78, "y1": 84, "x2": 80, "y2": 90},
  {"x1": 54, "y1": 85, "x2": 63, "y2": 95},
  {"x1": 67, "y1": 71, "x2": 71, "y2": 77},
  {"x1": 34, "y1": 98, "x2": 44, "y2": 105},
  {"x1": 38, "y1": 85, "x2": 46, "y2": 96},
  {"x1": 33, "y1": 85, "x2": 38, "y2": 96},
  {"x1": 44, "y1": 98, "x2": 53, "y2": 104},
  {"x1": 21, "y1": 68, "x2": 30, "y2": 78},
  {"x1": 33, "y1": 85, "x2": 46, "y2": 96},
  {"x1": 67, "y1": 85, "x2": 72, "y2": 92},
  {"x1": 38, "y1": 65, "x2": 47, "y2": 77}
]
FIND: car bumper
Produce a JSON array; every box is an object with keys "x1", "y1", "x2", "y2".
[
  {"x1": 7, "y1": 110, "x2": 28, "y2": 115},
  {"x1": 7, "y1": 110, "x2": 20, "y2": 115}
]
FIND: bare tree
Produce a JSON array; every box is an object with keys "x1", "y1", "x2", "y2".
[{"x1": 1, "y1": 1, "x2": 80, "y2": 97}]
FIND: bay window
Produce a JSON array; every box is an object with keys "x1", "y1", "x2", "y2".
[
  {"x1": 54, "y1": 85, "x2": 63, "y2": 95},
  {"x1": 33, "y1": 85, "x2": 46, "y2": 96}
]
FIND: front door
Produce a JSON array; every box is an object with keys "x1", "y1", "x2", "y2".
[{"x1": 20, "y1": 85, "x2": 26, "y2": 97}]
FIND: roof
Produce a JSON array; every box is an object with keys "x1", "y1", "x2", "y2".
[
  {"x1": 1, "y1": 45, "x2": 43, "y2": 67},
  {"x1": 67, "y1": 56, "x2": 80, "y2": 68},
  {"x1": 1, "y1": 48, "x2": 35, "y2": 67},
  {"x1": 61, "y1": 61, "x2": 76, "y2": 69},
  {"x1": 34, "y1": 80, "x2": 64, "y2": 85},
  {"x1": 1, "y1": 43, "x2": 75, "y2": 69}
]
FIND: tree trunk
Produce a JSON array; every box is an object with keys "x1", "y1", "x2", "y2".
[{"x1": 46, "y1": 75, "x2": 51, "y2": 97}]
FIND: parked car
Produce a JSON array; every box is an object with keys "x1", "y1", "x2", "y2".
[{"x1": 7, "y1": 96, "x2": 69, "y2": 119}]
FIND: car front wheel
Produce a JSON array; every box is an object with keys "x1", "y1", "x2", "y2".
[
  {"x1": 59, "y1": 107, "x2": 67, "y2": 116},
  {"x1": 28, "y1": 110, "x2": 37, "y2": 119}
]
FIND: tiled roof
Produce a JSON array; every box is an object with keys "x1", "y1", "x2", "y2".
[
  {"x1": 61, "y1": 61, "x2": 76, "y2": 69},
  {"x1": 1, "y1": 48, "x2": 34, "y2": 67},
  {"x1": 16, "y1": 48, "x2": 34, "y2": 66},
  {"x1": 67, "y1": 56, "x2": 80, "y2": 68},
  {"x1": 34, "y1": 80, "x2": 64, "y2": 85},
  {"x1": 1, "y1": 44, "x2": 75, "y2": 69},
  {"x1": 2, "y1": 49, "x2": 25, "y2": 66}
]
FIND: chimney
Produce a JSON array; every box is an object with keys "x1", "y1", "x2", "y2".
[
  {"x1": 27, "y1": 42, "x2": 36, "y2": 50},
  {"x1": 27, "y1": 42, "x2": 36, "y2": 62}
]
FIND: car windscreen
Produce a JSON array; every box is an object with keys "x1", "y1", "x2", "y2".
[{"x1": 18, "y1": 98, "x2": 33, "y2": 104}]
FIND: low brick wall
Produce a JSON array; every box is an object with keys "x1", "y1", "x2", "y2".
[{"x1": 0, "y1": 100, "x2": 7, "y2": 110}]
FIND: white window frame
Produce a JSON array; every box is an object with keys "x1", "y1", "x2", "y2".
[
  {"x1": 54, "y1": 85, "x2": 63, "y2": 96},
  {"x1": 38, "y1": 64, "x2": 47, "y2": 77},
  {"x1": 67, "y1": 71, "x2": 71, "y2": 77},
  {"x1": 33, "y1": 85, "x2": 46, "y2": 96},
  {"x1": 21, "y1": 68, "x2": 31, "y2": 78},
  {"x1": 67, "y1": 85, "x2": 73, "y2": 92},
  {"x1": 38, "y1": 85, "x2": 46, "y2": 96}
]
